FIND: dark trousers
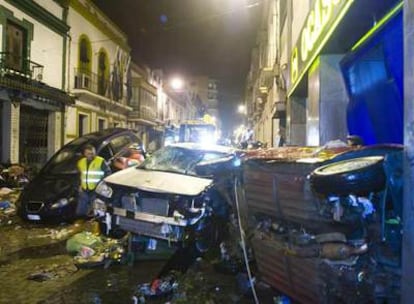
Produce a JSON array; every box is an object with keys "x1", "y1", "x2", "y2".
[{"x1": 76, "y1": 190, "x2": 96, "y2": 216}]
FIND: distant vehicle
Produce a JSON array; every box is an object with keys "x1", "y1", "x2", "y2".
[
  {"x1": 94, "y1": 142, "x2": 241, "y2": 253},
  {"x1": 178, "y1": 120, "x2": 217, "y2": 144},
  {"x1": 19, "y1": 128, "x2": 143, "y2": 222}
]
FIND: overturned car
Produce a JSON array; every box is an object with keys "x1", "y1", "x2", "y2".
[
  {"x1": 241, "y1": 145, "x2": 403, "y2": 303},
  {"x1": 94, "y1": 143, "x2": 240, "y2": 253}
]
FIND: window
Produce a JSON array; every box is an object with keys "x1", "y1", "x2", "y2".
[
  {"x1": 78, "y1": 113, "x2": 89, "y2": 136},
  {"x1": 97, "y1": 49, "x2": 109, "y2": 96},
  {"x1": 78, "y1": 35, "x2": 92, "y2": 73},
  {"x1": 110, "y1": 135, "x2": 132, "y2": 154},
  {"x1": 98, "y1": 118, "x2": 106, "y2": 131},
  {"x1": 5, "y1": 22, "x2": 26, "y2": 71},
  {"x1": 98, "y1": 144, "x2": 113, "y2": 160}
]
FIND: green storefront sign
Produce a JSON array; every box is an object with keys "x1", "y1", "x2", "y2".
[{"x1": 289, "y1": 0, "x2": 354, "y2": 96}]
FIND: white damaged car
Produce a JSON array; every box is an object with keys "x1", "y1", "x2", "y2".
[{"x1": 94, "y1": 143, "x2": 241, "y2": 253}]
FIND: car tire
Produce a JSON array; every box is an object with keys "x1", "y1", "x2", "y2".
[{"x1": 309, "y1": 156, "x2": 386, "y2": 196}]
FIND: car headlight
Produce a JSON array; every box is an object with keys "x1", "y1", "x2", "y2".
[
  {"x1": 95, "y1": 181, "x2": 113, "y2": 198},
  {"x1": 93, "y1": 198, "x2": 107, "y2": 212},
  {"x1": 50, "y1": 198, "x2": 69, "y2": 209}
]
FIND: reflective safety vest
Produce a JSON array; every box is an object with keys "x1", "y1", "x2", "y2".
[{"x1": 77, "y1": 156, "x2": 105, "y2": 191}]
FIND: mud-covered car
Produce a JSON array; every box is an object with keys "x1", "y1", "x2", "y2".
[
  {"x1": 94, "y1": 143, "x2": 240, "y2": 253},
  {"x1": 19, "y1": 128, "x2": 142, "y2": 222}
]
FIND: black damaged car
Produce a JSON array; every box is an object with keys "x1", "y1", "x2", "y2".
[{"x1": 18, "y1": 128, "x2": 142, "y2": 222}]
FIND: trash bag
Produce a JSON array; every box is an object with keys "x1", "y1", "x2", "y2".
[
  {"x1": 135, "y1": 274, "x2": 178, "y2": 299},
  {"x1": 66, "y1": 232, "x2": 103, "y2": 254}
]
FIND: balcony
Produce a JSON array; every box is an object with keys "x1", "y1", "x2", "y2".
[
  {"x1": 128, "y1": 104, "x2": 158, "y2": 126},
  {"x1": 0, "y1": 52, "x2": 73, "y2": 107},
  {"x1": 72, "y1": 68, "x2": 132, "y2": 112},
  {"x1": 0, "y1": 52, "x2": 44, "y2": 80},
  {"x1": 258, "y1": 66, "x2": 274, "y2": 97}
]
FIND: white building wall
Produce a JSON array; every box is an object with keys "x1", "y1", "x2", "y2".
[
  {"x1": 33, "y1": 0, "x2": 63, "y2": 19},
  {"x1": 0, "y1": 1, "x2": 64, "y2": 89},
  {"x1": 66, "y1": 4, "x2": 130, "y2": 140},
  {"x1": 68, "y1": 9, "x2": 129, "y2": 92},
  {"x1": 47, "y1": 111, "x2": 62, "y2": 156},
  {"x1": 291, "y1": 0, "x2": 310, "y2": 48},
  {"x1": 0, "y1": 1, "x2": 66, "y2": 163}
]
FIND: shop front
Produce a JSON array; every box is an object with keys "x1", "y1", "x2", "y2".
[
  {"x1": 0, "y1": 72, "x2": 73, "y2": 168},
  {"x1": 287, "y1": 0, "x2": 403, "y2": 146}
]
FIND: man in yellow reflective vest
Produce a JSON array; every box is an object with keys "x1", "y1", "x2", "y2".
[{"x1": 76, "y1": 144, "x2": 110, "y2": 217}]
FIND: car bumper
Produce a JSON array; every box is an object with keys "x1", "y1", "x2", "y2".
[{"x1": 106, "y1": 206, "x2": 206, "y2": 242}]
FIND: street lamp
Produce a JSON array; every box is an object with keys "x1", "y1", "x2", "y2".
[
  {"x1": 238, "y1": 104, "x2": 246, "y2": 114},
  {"x1": 170, "y1": 77, "x2": 184, "y2": 91}
]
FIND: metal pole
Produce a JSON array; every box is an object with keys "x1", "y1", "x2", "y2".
[{"x1": 402, "y1": 0, "x2": 414, "y2": 302}]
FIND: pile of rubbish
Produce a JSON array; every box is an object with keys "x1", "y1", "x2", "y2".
[
  {"x1": 0, "y1": 164, "x2": 31, "y2": 189},
  {"x1": 0, "y1": 187, "x2": 20, "y2": 225},
  {"x1": 66, "y1": 231, "x2": 126, "y2": 268},
  {"x1": 134, "y1": 273, "x2": 179, "y2": 302},
  {"x1": 0, "y1": 164, "x2": 31, "y2": 224}
]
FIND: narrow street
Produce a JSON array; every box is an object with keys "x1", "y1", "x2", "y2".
[{"x1": 0, "y1": 191, "x2": 275, "y2": 304}]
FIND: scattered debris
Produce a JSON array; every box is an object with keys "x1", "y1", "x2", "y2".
[
  {"x1": 66, "y1": 231, "x2": 126, "y2": 268},
  {"x1": 0, "y1": 164, "x2": 32, "y2": 189},
  {"x1": 27, "y1": 262, "x2": 78, "y2": 282},
  {"x1": 135, "y1": 273, "x2": 178, "y2": 300}
]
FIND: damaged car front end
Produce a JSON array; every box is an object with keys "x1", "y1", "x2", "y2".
[{"x1": 94, "y1": 143, "x2": 240, "y2": 252}]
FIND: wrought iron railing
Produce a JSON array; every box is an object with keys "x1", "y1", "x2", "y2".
[
  {"x1": 73, "y1": 68, "x2": 110, "y2": 97},
  {"x1": 128, "y1": 103, "x2": 157, "y2": 121},
  {"x1": 0, "y1": 52, "x2": 44, "y2": 80}
]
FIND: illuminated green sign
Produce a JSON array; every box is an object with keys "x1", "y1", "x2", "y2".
[{"x1": 289, "y1": 0, "x2": 354, "y2": 96}]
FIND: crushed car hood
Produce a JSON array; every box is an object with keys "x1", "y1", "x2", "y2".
[{"x1": 104, "y1": 168, "x2": 213, "y2": 196}]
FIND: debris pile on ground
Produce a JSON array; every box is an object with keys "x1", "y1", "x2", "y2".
[
  {"x1": 134, "y1": 273, "x2": 178, "y2": 301},
  {"x1": 27, "y1": 261, "x2": 78, "y2": 282},
  {"x1": 66, "y1": 231, "x2": 126, "y2": 267},
  {"x1": 0, "y1": 164, "x2": 32, "y2": 189},
  {"x1": 0, "y1": 187, "x2": 20, "y2": 225}
]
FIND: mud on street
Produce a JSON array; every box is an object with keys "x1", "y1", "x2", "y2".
[
  {"x1": 0, "y1": 213, "x2": 165, "y2": 303},
  {"x1": 0, "y1": 193, "x2": 275, "y2": 304}
]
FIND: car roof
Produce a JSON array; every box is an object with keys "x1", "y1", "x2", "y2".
[
  {"x1": 67, "y1": 128, "x2": 140, "y2": 147},
  {"x1": 169, "y1": 142, "x2": 237, "y2": 154}
]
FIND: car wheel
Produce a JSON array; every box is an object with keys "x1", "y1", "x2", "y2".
[{"x1": 309, "y1": 156, "x2": 386, "y2": 196}]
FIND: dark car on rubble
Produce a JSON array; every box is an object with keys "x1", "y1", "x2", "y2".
[
  {"x1": 241, "y1": 144, "x2": 403, "y2": 303},
  {"x1": 93, "y1": 142, "x2": 241, "y2": 253},
  {"x1": 19, "y1": 128, "x2": 143, "y2": 222}
]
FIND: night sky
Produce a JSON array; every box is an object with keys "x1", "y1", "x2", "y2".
[{"x1": 92, "y1": 0, "x2": 261, "y2": 135}]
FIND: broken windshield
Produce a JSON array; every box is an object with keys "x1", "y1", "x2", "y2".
[{"x1": 139, "y1": 146, "x2": 227, "y2": 175}]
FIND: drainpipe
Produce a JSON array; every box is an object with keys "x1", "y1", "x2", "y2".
[
  {"x1": 285, "y1": 0, "x2": 293, "y2": 143},
  {"x1": 61, "y1": 4, "x2": 71, "y2": 146}
]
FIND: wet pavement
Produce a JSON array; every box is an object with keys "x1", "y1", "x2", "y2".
[
  {"x1": 0, "y1": 190, "x2": 280, "y2": 304},
  {"x1": 0, "y1": 215, "x2": 166, "y2": 304}
]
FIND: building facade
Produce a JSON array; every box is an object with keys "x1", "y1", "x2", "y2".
[
  {"x1": 0, "y1": 0, "x2": 73, "y2": 167},
  {"x1": 246, "y1": 0, "x2": 403, "y2": 147},
  {"x1": 245, "y1": 0, "x2": 285, "y2": 147},
  {"x1": 188, "y1": 76, "x2": 219, "y2": 123},
  {"x1": 66, "y1": 0, "x2": 132, "y2": 143},
  {"x1": 127, "y1": 62, "x2": 163, "y2": 150}
]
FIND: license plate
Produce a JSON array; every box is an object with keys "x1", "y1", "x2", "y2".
[{"x1": 27, "y1": 214, "x2": 41, "y2": 221}]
